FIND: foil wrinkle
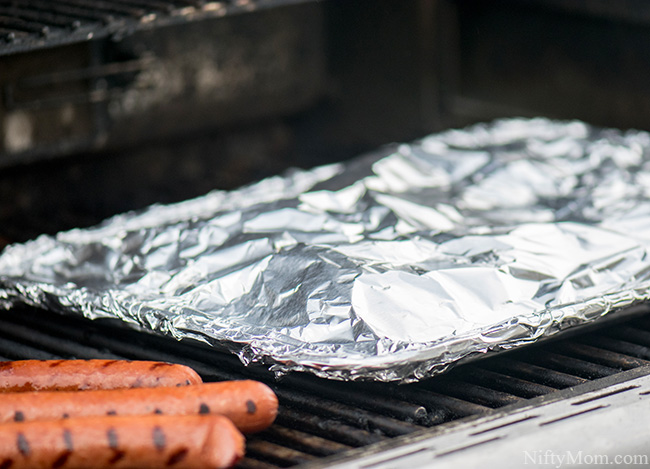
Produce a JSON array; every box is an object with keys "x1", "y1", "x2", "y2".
[{"x1": 2, "y1": 118, "x2": 650, "y2": 382}]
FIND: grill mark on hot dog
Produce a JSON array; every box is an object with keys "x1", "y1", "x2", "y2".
[
  {"x1": 0, "y1": 380, "x2": 277, "y2": 434},
  {"x1": 1, "y1": 360, "x2": 201, "y2": 393},
  {"x1": 63, "y1": 430, "x2": 73, "y2": 452},
  {"x1": 106, "y1": 428, "x2": 118, "y2": 450},
  {"x1": 106, "y1": 427, "x2": 126, "y2": 464},
  {"x1": 62, "y1": 414, "x2": 69, "y2": 419},
  {"x1": 16, "y1": 433, "x2": 30, "y2": 456},
  {"x1": 166, "y1": 448, "x2": 188, "y2": 466},
  {"x1": 13, "y1": 412, "x2": 24, "y2": 422},
  {"x1": 0, "y1": 415, "x2": 245, "y2": 469},
  {"x1": 246, "y1": 400, "x2": 257, "y2": 414},
  {"x1": 54, "y1": 431, "x2": 73, "y2": 469},
  {"x1": 108, "y1": 451, "x2": 126, "y2": 465},
  {"x1": 52, "y1": 451, "x2": 71, "y2": 468},
  {"x1": 199, "y1": 403, "x2": 210, "y2": 415},
  {"x1": 152, "y1": 426, "x2": 166, "y2": 451}
]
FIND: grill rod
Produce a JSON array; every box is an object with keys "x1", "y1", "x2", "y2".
[{"x1": 2, "y1": 305, "x2": 650, "y2": 467}]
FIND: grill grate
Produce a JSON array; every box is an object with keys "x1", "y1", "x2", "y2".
[
  {"x1": 2, "y1": 305, "x2": 650, "y2": 467},
  {"x1": 0, "y1": 0, "x2": 312, "y2": 55}
]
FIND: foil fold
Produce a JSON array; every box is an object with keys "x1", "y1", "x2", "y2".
[{"x1": 2, "y1": 118, "x2": 650, "y2": 382}]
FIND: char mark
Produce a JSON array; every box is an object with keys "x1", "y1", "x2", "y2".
[
  {"x1": 16, "y1": 433, "x2": 30, "y2": 456},
  {"x1": 108, "y1": 450, "x2": 126, "y2": 464},
  {"x1": 149, "y1": 363, "x2": 169, "y2": 370},
  {"x1": 63, "y1": 430, "x2": 73, "y2": 451},
  {"x1": 52, "y1": 451, "x2": 71, "y2": 469},
  {"x1": 152, "y1": 426, "x2": 166, "y2": 451},
  {"x1": 246, "y1": 400, "x2": 257, "y2": 414},
  {"x1": 106, "y1": 428, "x2": 119, "y2": 450},
  {"x1": 166, "y1": 448, "x2": 188, "y2": 466}
]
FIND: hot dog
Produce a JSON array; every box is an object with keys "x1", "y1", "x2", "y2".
[
  {"x1": 0, "y1": 380, "x2": 278, "y2": 434},
  {"x1": 0, "y1": 360, "x2": 202, "y2": 392},
  {"x1": 0, "y1": 413, "x2": 244, "y2": 469}
]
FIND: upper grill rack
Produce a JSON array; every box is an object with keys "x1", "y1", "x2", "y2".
[
  {"x1": 0, "y1": 0, "x2": 310, "y2": 55},
  {"x1": 2, "y1": 305, "x2": 650, "y2": 468}
]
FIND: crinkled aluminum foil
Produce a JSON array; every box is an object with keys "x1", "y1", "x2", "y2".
[{"x1": 2, "y1": 118, "x2": 650, "y2": 382}]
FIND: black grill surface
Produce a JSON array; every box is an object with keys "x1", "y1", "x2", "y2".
[
  {"x1": 2, "y1": 305, "x2": 650, "y2": 467},
  {"x1": 0, "y1": 0, "x2": 312, "y2": 55}
]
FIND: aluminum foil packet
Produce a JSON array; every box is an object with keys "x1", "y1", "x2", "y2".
[{"x1": 2, "y1": 118, "x2": 650, "y2": 382}]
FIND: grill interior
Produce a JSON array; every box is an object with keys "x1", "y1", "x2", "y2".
[
  {"x1": 0, "y1": 0, "x2": 310, "y2": 54},
  {"x1": 5, "y1": 1, "x2": 650, "y2": 467},
  {"x1": 3, "y1": 305, "x2": 650, "y2": 467}
]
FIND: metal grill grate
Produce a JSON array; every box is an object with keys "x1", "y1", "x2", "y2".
[
  {"x1": 0, "y1": 0, "x2": 312, "y2": 55},
  {"x1": 1, "y1": 305, "x2": 650, "y2": 467}
]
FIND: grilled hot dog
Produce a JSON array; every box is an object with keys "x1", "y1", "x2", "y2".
[
  {"x1": 0, "y1": 380, "x2": 278, "y2": 434},
  {"x1": 0, "y1": 359, "x2": 202, "y2": 392},
  {"x1": 0, "y1": 413, "x2": 244, "y2": 469}
]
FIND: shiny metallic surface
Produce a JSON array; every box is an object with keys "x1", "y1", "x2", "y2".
[{"x1": 2, "y1": 118, "x2": 650, "y2": 382}]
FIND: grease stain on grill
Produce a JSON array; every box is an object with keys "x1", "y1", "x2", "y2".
[
  {"x1": 13, "y1": 411, "x2": 24, "y2": 422},
  {"x1": 16, "y1": 433, "x2": 30, "y2": 457},
  {"x1": 152, "y1": 426, "x2": 166, "y2": 451},
  {"x1": 166, "y1": 448, "x2": 188, "y2": 466}
]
